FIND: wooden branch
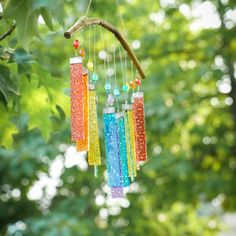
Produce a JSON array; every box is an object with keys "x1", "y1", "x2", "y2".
[
  {"x1": 64, "y1": 17, "x2": 146, "y2": 79},
  {"x1": 0, "y1": 23, "x2": 16, "y2": 41}
]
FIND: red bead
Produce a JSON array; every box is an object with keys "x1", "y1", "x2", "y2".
[
  {"x1": 135, "y1": 78, "x2": 141, "y2": 86},
  {"x1": 73, "y1": 39, "x2": 80, "y2": 49}
]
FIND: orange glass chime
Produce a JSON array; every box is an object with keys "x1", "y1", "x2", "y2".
[{"x1": 70, "y1": 39, "x2": 101, "y2": 173}]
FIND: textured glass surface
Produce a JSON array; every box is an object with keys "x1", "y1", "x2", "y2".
[
  {"x1": 103, "y1": 111, "x2": 122, "y2": 188},
  {"x1": 117, "y1": 115, "x2": 130, "y2": 187},
  {"x1": 88, "y1": 90, "x2": 101, "y2": 165},
  {"x1": 70, "y1": 62, "x2": 84, "y2": 141},
  {"x1": 76, "y1": 71, "x2": 89, "y2": 151},
  {"x1": 124, "y1": 109, "x2": 137, "y2": 179},
  {"x1": 133, "y1": 92, "x2": 147, "y2": 161},
  {"x1": 111, "y1": 187, "x2": 123, "y2": 198}
]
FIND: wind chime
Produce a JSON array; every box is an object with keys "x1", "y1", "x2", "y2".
[{"x1": 65, "y1": 9, "x2": 147, "y2": 198}]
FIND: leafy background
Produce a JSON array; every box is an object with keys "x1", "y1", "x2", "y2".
[{"x1": 0, "y1": 0, "x2": 236, "y2": 235}]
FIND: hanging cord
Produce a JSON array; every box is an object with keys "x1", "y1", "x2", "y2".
[
  {"x1": 124, "y1": 51, "x2": 128, "y2": 84},
  {"x1": 115, "y1": 0, "x2": 128, "y2": 37},
  {"x1": 119, "y1": 45, "x2": 128, "y2": 103},
  {"x1": 99, "y1": 27, "x2": 108, "y2": 84},
  {"x1": 118, "y1": 45, "x2": 125, "y2": 86},
  {"x1": 81, "y1": 29, "x2": 84, "y2": 47},
  {"x1": 104, "y1": 32, "x2": 113, "y2": 107},
  {"x1": 93, "y1": 25, "x2": 96, "y2": 72},
  {"x1": 113, "y1": 48, "x2": 120, "y2": 112},
  {"x1": 85, "y1": 0, "x2": 93, "y2": 18},
  {"x1": 105, "y1": 33, "x2": 111, "y2": 89},
  {"x1": 88, "y1": 25, "x2": 92, "y2": 81},
  {"x1": 88, "y1": 25, "x2": 91, "y2": 60}
]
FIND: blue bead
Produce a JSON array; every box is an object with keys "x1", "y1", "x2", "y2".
[
  {"x1": 105, "y1": 83, "x2": 111, "y2": 92},
  {"x1": 92, "y1": 73, "x2": 99, "y2": 81},
  {"x1": 122, "y1": 85, "x2": 129, "y2": 92},
  {"x1": 113, "y1": 88, "x2": 120, "y2": 96}
]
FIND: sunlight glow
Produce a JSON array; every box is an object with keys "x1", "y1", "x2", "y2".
[{"x1": 179, "y1": 1, "x2": 221, "y2": 31}]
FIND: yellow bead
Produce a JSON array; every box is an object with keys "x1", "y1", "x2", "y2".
[{"x1": 87, "y1": 60, "x2": 93, "y2": 71}]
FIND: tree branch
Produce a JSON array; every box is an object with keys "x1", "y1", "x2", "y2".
[
  {"x1": 0, "y1": 23, "x2": 16, "y2": 41},
  {"x1": 64, "y1": 17, "x2": 146, "y2": 79}
]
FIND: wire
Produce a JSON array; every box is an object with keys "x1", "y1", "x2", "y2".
[
  {"x1": 85, "y1": 0, "x2": 93, "y2": 18},
  {"x1": 88, "y1": 25, "x2": 91, "y2": 59},
  {"x1": 124, "y1": 52, "x2": 127, "y2": 83},
  {"x1": 115, "y1": 0, "x2": 127, "y2": 37},
  {"x1": 99, "y1": 27, "x2": 108, "y2": 83},
  {"x1": 118, "y1": 45, "x2": 125, "y2": 85},
  {"x1": 93, "y1": 25, "x2": 96, "y2": 72}
]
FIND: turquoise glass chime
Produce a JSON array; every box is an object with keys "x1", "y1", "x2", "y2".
[{"x1": 69, "y1": 33, "x2": 147, "y2": 198}]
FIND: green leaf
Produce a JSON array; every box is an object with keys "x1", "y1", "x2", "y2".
[
  {"x1": 40, "y1": 7, "x2": 53, "y2": 30},
  {"x1": 56, "y1": 104, "x2": 66, "y2": 120}
]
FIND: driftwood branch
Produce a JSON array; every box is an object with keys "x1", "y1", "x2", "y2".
[
  {"x1": 64, "y1": 17, "x2": 146, "y2": 79},
  {"x1": 0, "y1": 23, "x2": 16, "y2": 41}
]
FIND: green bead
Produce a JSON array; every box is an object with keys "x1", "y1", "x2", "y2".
[
  {"x1": 122, "y1": 85, "x2": 129, "y2": 92},
  {"x1": 113, "y1": 88, "x2": 120, "y2": 96},
  {"x1": 92, "y1": 73, "x2": 99, "y2": 81}
]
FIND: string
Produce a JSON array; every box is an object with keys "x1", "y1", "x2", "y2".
[
  {"x1": 118, "y1": 45, "x2": 125, "y2": 85},
  {"x1": 88, "y1": 25, "x2": 91, "y2": 60},
  {"x1": 124, "y1": 52, "x2": 127, "y2": 84},
  {"x1": 99, "y1": 27, "x2": 108, "y2": 84},
  {"x1": 115, "y1": 0, "x2": 127, "y2": 37},
  {"x1": 113, "y1": 48, "x2": 120, "y2": 112},
  {"x1": 93, "y1": 25, "x2": 96, "y2": 72},
  {"x1": 85, "y1": 0, "x2": 93, "y2": 18},
  {"x1": 105, "y1": 32, "x2": 111, "y2": 87},
  {"x1": 81, "y1": 29, "x2": 84, "y2": 47},
  {"x1": 119, "y1": 46, "x2": 128, "y2": 103}
]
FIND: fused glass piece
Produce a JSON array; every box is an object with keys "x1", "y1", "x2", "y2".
[
  {"x1": 70, "y1": 57, "x2": 84, "y2": 142},
  {"x1": 107, "y1": 94, "x2": 115, "y2": 106},
  {"x1": 111, "y1": 187, "x2": 123, "y2": 198},
  {"x1": 122, "y1": 84, "x2": 129, "y2": 92},
  {"x1": 79, "y1": 48, "x2": 85, "y2": 58},
  {"x1": 87, "y1": 60, "x2": 94, "y2": 71},
  {"x1": 88, "y1": 84, "x2": 101, "y2": 165},
  {"x1": 105, "y1": 83, "x2": 111, "y2": 92},
  {"x1": 92, "y1": 72, "x2": 99, "y2": 82},
  {"x1": 103, "y1": 107, "x2": 123, "y2": 188},
  {"x1": 73, "y1": 39, "x2": 80, "y2": 49},
  {"x1": 133, "y1": 92, "x2": 147, "y2": 161},
  {"x1": 76, "y1": 70, "x2": 89, "y2": 151},
  {"x1": 123, "y1": 104, "x2": 137, "y2": 179},
  {"x1": 113, "y1": 88, "x2": 120, "y2": 96},
  {"x1": 117, "y1": 113, "x2": 130, "y2": 187}
]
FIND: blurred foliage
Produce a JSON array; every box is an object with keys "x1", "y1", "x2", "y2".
[{"x1": 0, "y1": 0, "x2": 236, "y2": 235}]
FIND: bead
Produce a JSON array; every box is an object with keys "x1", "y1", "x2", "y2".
[
  {"x1": 87, "y1": 60, "x2": 93, "y2": 71},
  {"x1": 130, "y1": 81, "x2": 136, "y2": 90},
  {"x1": 92, "y1": 73, "x2": 99, "y2": 82},
  {"x1": 105, "y1": 83, "x2": 111, "y2": 92},
  {"x1": 108, "y1": 94, "x2": 115, "y2": 106},
  {"x1": 113, "y1": 88, "x2": 120, "y2": 96},
  {"x1": 135, "y1": 78, "x2": 141, "y2": 86},
  {"x1": 79, "y1": 48, "x2": 85, "y2": 58},
  {"x1": 73, "y1": 39, "x2": 80, "y2": 49},
  {"x1": 122, "y1": 85, "x2": 129, "y2": 92}
]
